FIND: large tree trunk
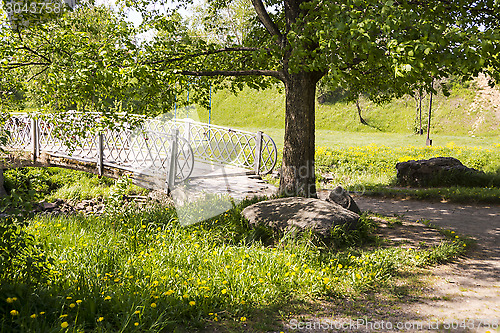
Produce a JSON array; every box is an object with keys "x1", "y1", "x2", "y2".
[
  {"x1": 279, "y1": 72, "x2": 320, "y2": 197},
  {"x1": 0, "y1": 170, "x2": 7, "y2": 197}
]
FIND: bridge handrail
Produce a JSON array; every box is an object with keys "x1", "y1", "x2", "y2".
[
  {"x1": 3, "y1": 113, "x2": 195, "y2": 187},
  {"x1": 4, "y1": 112, "x2": 277, "y2": 177},
  {"x1": 143, "y1": 118, "x2": 278, "y2": 175}
]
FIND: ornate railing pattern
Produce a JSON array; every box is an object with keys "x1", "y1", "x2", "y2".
[
  {"x1": 144, "y1": 118, "x2": 277, "y2": 175},
  {"x1": 4, "y1": 113, "x2": 194, "y2": 187},
  {"x1": 4, "y1": 113, "x2": 277, "y2": 188}
]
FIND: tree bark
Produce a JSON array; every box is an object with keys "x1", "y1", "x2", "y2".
[
  {"x1": 356, "y1": 97, "x2": 368, "y2": 125},
  {"x1": 279, "y1": 72, "x2": 321, "y2": 197},
  {"x1": 0, "y1": 169, "x2": 7, "y2": 197}
]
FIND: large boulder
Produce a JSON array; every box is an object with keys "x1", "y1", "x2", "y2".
[
  {"x1": 241, "y1": 197, "x2": 359, "y2": 241},
  {"x1": 326, "y1": 186, "x2": 361, "y2": 214},
  {"x1": 396, "y1": 157, "x2": 484, "y2": 187}
]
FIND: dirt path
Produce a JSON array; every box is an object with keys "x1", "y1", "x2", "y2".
[{"x1": 354, "y1": 196, "x2": 500, "y2": 331}]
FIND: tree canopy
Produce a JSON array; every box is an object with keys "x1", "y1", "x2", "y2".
[{"x1": 1, "y1": 0, "x2": 499, "y2": 196}]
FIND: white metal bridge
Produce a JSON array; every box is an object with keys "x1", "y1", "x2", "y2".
[{"x1": 3, "y1": 113, "x2": 277, "y2": 193}]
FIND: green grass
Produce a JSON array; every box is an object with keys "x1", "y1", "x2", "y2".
[
  {"x1": 0, "y1": 200, "x2": 467, "y2": 332},
  {"x1": 309, "y1": 143, "x2": 500, "y2": 203},
  {"x1": 245, "y1": 128, "x2": 500, "y2": 152},
  {"x1": 363, "y1": 186, "x2": 500, "y2": 204},
  {"x1": 193, "y1": 83, "x2": 499, "y2": 137},
  {"x1": 2, "y1": 167, "x2": 147, "y2": 203}
]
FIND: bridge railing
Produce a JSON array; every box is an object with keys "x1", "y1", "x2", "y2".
[
  {"x1": 4, "y1": 112, "x2": 277, "y2": 184},
  {"x1": 4, "y1": 113, "x2": 194, "y2": 187},
  {"x1": 143, "y1": 118, "x2": 277, "y2": 175}
]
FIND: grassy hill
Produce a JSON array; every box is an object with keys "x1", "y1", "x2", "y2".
[{"x1": 195, "y1": 76, "x2": 500, "y2": 139}]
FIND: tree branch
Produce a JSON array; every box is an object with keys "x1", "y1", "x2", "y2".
[
  {"x1": 144, "y1": 47, "x2": 265, "y2": 65},
  {"x1": 27, "y1": 66, "x2": 49, "y2": 82},
  {"x1": 3, "y1": 62, "x2": 51, "y2": 70},
  {"x1": 251, "y1": 0, "x2": 285, "y2": 48},
  {"x1": 178, "y1": 69, "x2": 285, "y2": 81},
  {"x1": 19, "y1": 46, "x2": 52, "y2": 63}
]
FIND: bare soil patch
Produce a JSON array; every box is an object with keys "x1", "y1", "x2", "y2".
[
  {"x1": 277, "y1": 195, "x2": 500, "y2": 333},
  {"x1": 354, "y1": 196, "x2": 500, "y2": 332}
]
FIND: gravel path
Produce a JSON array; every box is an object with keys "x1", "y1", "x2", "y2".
[{"x1": 354, "y1": 196, "x2": 500, "y2": 331}]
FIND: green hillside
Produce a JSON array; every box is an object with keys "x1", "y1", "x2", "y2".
[{"x1": 195, "y1": 77, "x2": 500, "y2": 139}]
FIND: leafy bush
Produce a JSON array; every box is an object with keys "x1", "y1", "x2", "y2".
[{"x1": 3, "y1": 168, "x2": 53, "y2": 201}]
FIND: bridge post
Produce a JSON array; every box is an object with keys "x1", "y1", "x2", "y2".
[
  {"x1": 254, "y1": 131, "x2": 263, "y2": 175},
  {"x1": 167, "y1": 128, "x2": 179, "y2": 191},
  {"x1": 31, "y1": 118, "x2": 39, "y2": 163},
  {"x1": 97, "y1": 132, "x2": 104, "y2": 176},
  {"x1": 184, "y1": 119, "x2": 192, "y2": 144}
]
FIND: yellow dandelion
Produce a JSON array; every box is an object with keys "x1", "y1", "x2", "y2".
[
  {"x1": 151, "y1": 303, "x2": 157, "y2": 308},
  {"x1": 6, "y1": 298, "x2": 14, "y2": 303},
  {"x1": 30, "y1": 314, "x2": 37, "y2": 319},
  {"x1": 69, "y1": 303, "x2": 76, "y2": 308},
  {"x1": 134, "y1": 322, "x2": 139, "y2": 326},
  {"x1": 76, "y1": 300, "x2": 82, "y2": 304},
  {"x1": 10, "y1": 310, "x2": 19, "y2": 316},
  {"x1": 66, "y1": 296, "x2": 72, "y2": 300},
  {"x1": 61, "y1": 322, "x2": 69, "y2": 328},
  {"x1": 134, "y1": 310, "x2": 140, "y2": 314},
  {"x1": 240, "y1": 316, "x2": 247, "y2": 322},
  {"x1": 39, "y1": 312, "x2": 45, "y2": 315},
  {"x1": 98, "y1": 317, "x2": 104, "y2": 322},
  {"x1": 221, "y1": 289, "x2": 227, "y2": 294},
  {"x1": 189, "y1": 301, "x2": 196, "y2": 306},
  {"x1": 104, "y1": 296, "x2": 111, "y2": 301},
  {"x1": 338, "y1": 264, "x2": 343, "y2": 269}
]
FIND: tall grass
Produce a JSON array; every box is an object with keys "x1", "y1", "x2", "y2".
[{"x1": 1, "y1": 200, "x2": 468, "y2": 332}]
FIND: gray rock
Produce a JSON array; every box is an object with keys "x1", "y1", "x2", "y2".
[
  {"x1": 241, "y1": 197, "x2": 359, "y2": 241},
  {"x1": 75, "y1": 202, "x2": 86, "y2": 210},
  {"x1": 396, "y1": 157, "x2": 484, "y2": 187},
  {"x1": 41, "y1": 202, "x2": 58, "y2": 211},
  {"x1": 327, "y1": 186, "x2": 361, "y2": 214}
]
